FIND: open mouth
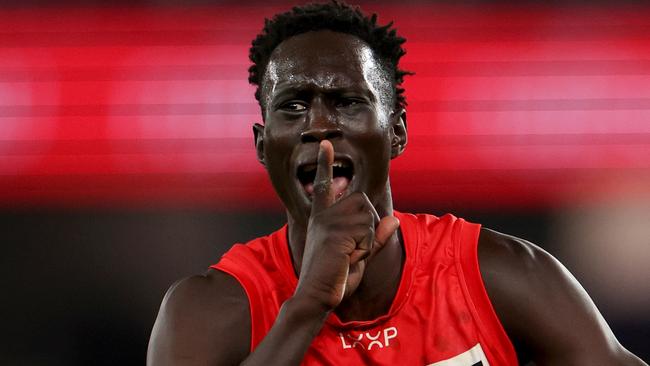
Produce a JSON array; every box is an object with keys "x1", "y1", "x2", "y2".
[{"x1": 297, "y1": 159, "x2": 354, "y2": 200}]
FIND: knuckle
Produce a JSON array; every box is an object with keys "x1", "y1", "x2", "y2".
[
  {"x1": 363, "y1": 209, "x2": 375, "y2": 224},
  {"x1": 348, "y1": 192, "x2": 367, "y2": 207},
  {"x1": 314, "y1": 184, "x2": 328, "y2": 194},
  {"x1": 351, "y1": 222, "x2": 374, "y2": 242},
  {"x1": 313, "y1": 180, "x2": 331, "y2": 193}
]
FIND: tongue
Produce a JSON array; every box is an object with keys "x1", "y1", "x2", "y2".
[
  {"x1": 304, "y1": 176, "x2": 350, "y2": 200},
  {"x1": 331, "y1": 176, "x2": 350, "y2": 198}
]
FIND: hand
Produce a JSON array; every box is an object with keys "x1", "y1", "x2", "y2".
[{"x1": 294, "y1": 140, "x2": 400, "y2": 312}]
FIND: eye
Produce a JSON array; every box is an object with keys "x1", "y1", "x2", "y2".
[
  {"x1": 279, "y1": 101, "x2": 308, "y2": 112},
  {"x1": 336, "y1": 98, "x2": 364, "y2": 108}
]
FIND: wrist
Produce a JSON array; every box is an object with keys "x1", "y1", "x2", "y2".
[{"x1": 281, "y1": 295, "x2": 331, "y2": 330}]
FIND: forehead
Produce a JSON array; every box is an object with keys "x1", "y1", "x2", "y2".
[{"x1": 263, "y1": 30, "x2": 385, "y2": 96}]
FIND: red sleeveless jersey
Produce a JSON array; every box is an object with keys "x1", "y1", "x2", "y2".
[{"x1": 211, "y1": 212, "x2": 518, "y2": 365}]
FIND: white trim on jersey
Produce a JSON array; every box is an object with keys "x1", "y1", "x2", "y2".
[{"x1": 426, "y1": 343, "x2": 489, "y2": 366}]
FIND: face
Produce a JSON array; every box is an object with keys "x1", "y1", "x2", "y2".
[{"x1": 254, "y1": 30, "x2": 406, "y2": 226}]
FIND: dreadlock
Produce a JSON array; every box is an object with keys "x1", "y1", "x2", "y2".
[{"x1": 248, "y1": 0, "x2": 411, "y2": 111}]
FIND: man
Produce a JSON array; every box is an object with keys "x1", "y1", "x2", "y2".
[{"x1": 147, "y1": 2, "x2": 646, "y2": 365}]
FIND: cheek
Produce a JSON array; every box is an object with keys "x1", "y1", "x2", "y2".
[
  {"x1": 353, "y1": 127, "x2": 392, "y2": 181},
  {"x1": 340, "y1": 113, "x2": 390, "y2": 152},
  {"x1": 264, "y1": 123, "x2": 299, "y2": 153},
  {"x1": 349, "y1": 122, "x2": 390, "y2": 151},
  {"x1": 263, "y1": 141, "x2": 290, "y2": 175},
  {"x1": 262, "y1": 127, "x2": 301, "y2": 179},
  {"x1": 262, "y1": 134, "x2": 296, "y2": 203},
  {"x1": 341, "y1": 106, "x2": 389, "y2": 134}
]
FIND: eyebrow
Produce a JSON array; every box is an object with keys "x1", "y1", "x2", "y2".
[{"x1": 270, "y1": 82, "x2": 376, "y2": 104}]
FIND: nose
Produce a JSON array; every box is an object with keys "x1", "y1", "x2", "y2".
[
  {"x1": 300, "y1": 126, "x2": 342, "y2": 143},
  {"x1": 300, "y1": 100, "x2": 342, "y2": 143}
]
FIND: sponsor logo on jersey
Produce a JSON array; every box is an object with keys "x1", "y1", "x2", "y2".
[{"x1": 338, "y1": 326, "x2": 398, "y2": 350}]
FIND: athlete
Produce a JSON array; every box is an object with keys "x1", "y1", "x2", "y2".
[{"x1": 147, "y1": 2, "x2": 646, "y2": 365}]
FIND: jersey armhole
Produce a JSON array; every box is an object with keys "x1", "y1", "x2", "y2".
[
  {"x1": 211, "y1": 255, "x2": 259, "y2": 353},
  {"x1": 454, "y1": 220, "x2": 518, "y2": 365}
]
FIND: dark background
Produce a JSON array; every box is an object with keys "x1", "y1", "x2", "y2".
[
  {"x1": 1, "y1": 1, "x2": 648, "y2": 364},
  {"x1": 3, "y1": 207, "x2": 648, "y2": 364}
]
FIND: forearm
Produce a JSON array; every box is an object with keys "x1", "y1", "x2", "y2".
[
  {"x1": 240, "y1": 296, "x2": 330, "y2": 366},
  {"x1": 534, "y1": 351, "x2": 648, "y2": 366}
]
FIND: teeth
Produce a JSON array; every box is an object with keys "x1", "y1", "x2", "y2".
[
  {"x1": 300, "y1": 160, "x2": 349, "y2": 172},
  {"x1": 332, "y1": 160, "x2": 349, "y2": 168}
]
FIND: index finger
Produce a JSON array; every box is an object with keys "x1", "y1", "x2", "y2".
[{"x1": 311, "y1": 140, "x2": 335, "y2": 213}]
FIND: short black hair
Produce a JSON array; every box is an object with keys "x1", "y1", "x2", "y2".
[{"x1": 248, "y1": 0, "x2": 411, "y2": 111}]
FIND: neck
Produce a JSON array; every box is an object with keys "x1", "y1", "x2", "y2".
[{"x1": 286, "y1": 183, "x2": 404, "y2": 321}]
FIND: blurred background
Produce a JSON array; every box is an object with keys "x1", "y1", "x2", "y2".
[{"x1": 1, "y1": 0, "x2": 648, "y2": 364}]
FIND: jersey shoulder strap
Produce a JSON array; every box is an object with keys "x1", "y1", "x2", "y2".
[{"x1": 211, "y1": 225, "x2": 292, "y2": 352}]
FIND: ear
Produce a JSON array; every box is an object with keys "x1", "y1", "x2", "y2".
[
  {"x1": 390, "y1": 109, "x2": 407, "y2": 159},
  {"x1": 253, "y1": 123, "x2": 265, "y2": 166}
]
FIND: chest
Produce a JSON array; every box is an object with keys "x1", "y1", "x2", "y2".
[{"x1": 301, "y1": 264, "x2": 488, "y2": 365}]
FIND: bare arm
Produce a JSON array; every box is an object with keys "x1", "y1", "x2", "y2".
[
  {"x1": 478, "y1": 228, "x2": 647, "y2": 365},
  {"x1": 147, "y1": 269, "x2": 250, "y2": 366},
  {"x1": 147, "y1": 269, "x2": 330, "y2": 366}
]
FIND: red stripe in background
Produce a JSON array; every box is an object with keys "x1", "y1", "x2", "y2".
[
  {"x1": 2, "y1": 112, "x2": 649, "y2": 141},
  {"x1": 0, "y1": 2, "x2": 649, "y2": 208},
  {"x1": 3, "y1": 75, "x2": 650, "y2": 106}
]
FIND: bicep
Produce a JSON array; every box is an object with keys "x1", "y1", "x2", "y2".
[
  {"x1": 147, "y1": 270, "x2": 251, "y2": 366},
  {"x1": 479, "y1": 229, "x2": 644, "y2": 365}
]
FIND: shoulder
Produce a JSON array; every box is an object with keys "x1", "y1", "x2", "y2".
[
  {"x1": 147, "y1": 269, "x2": 250, "y2": 366},
  {"x1": 477, "y1": 228, "x2": 645, "y2": 365},
  {"x1": 477, "y1": 228, "x2": 549, "y2": 288}
]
